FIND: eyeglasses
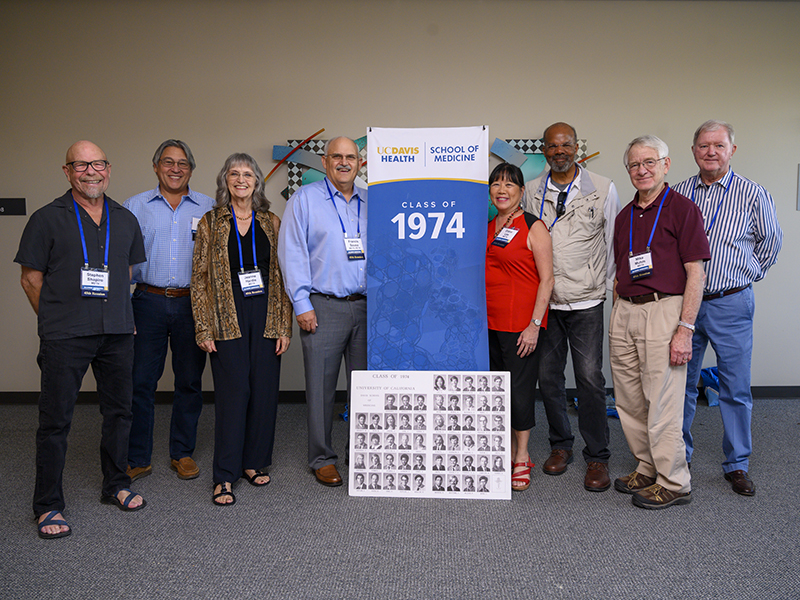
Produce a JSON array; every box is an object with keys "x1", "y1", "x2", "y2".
[
  {"x1": 556, "y1": 191, "x2": 567, "y2": 217},
  {"x1": 227, "y1": 170, "x2": 255, "y2": 180},
  {"x1": 326, "y1": 153, "x2": 359, "y2": 163},
  {"x1": 67, "y1": 160, "x2": 110, "y2": 172},
  {"x1": 626, "y1": 157, "x2": 665, "y2": 173},
  {"x1": 160, "y1": 158, "x2": 191, "y2": 171}
]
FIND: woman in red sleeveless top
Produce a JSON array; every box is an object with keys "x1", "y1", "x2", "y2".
[{"x1": 486, "y1": 163, "x2": 553, "y2": 491}]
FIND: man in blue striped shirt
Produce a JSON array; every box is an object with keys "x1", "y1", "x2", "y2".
[
  {"x1": 124, "y1": 140, "x2": 214, "y2": 482},
  {"x1": 674, "y1": 120, "x2": 783, "y2": 497}
]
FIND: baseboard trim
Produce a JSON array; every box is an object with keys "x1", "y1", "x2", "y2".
[{"x1": 1, "y1": 387, "x2": 796, "y2": 405}]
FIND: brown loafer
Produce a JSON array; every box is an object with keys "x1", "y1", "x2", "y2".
[
  {"x1": 632, "y1": 484, "x2": 692, "y2": 509},
  {"x1": 614, "y1": 471, "x2": 656, "y2": 494},
  {"x1": 724, "y1": 470, "x2": 755, "y2": 496},
  {"x1": 542, "y1": 449, "x2": 573, "y2": 476},
  {"x1": 584, "y1": 462, "x2": 611, "y2": 492},
  {"x1": 126, "y1": 465, "x2": 152, "y2": 482},
  {"x1": 315, "y1": 464, "x2": 343, "y2": 487},
  {"x1": 171, "y1": 457, "x2": 200, "y2": 480}
]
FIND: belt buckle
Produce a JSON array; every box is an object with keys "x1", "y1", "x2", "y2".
[{"x1": 164, "y1": 288, "x2": 181, "y2": 298}]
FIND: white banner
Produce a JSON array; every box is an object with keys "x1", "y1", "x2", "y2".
[{"x1": 366, "y1": 126, "x2": 490, "y2": 371}]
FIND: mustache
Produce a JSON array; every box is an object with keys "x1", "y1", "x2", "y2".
[{"x1": 336, "y1": 165, "x2": 352, "y2": 172}]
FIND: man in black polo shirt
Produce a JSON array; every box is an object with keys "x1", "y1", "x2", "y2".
[{"x1": 15, "y1": 141, "x2": 147, "y2": 539}]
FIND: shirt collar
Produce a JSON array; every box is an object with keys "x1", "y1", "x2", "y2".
[
  {"x1": 325, "y1": 177, "x2": 366, "y2": 204},
  {"x1": 540, "y1": 165, "x2": 595, "y2": 198},
  {"x1": 152, "y1": 185, "x2": 201, "y2": 205},
  {"x1": 694, "y1": 169, "x2": 733, "y2": 190},
  {"x1": 632, "y1": 184, "x2": 672, "y2": 211}
]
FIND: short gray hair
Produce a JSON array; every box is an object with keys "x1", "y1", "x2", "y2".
[
  {"x1": 693, "y1": 119, "x2": 735, "y2": 146},
  {"x1": 214, "y1": 153, "x2": 270, "y2": 213},
  {"x1": 623, "y1": 135, "x2": 669, "y2": 168},
  {"x1": 152, "y1": 139, "x2": 196, "y2": 170}
]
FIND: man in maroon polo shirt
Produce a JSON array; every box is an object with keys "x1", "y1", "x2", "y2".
[{"x1": 609, "y1": 135, "x2": 710, "y2": 510}]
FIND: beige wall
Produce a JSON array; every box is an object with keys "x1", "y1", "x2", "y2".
[{"x1": 1, "y1": 0, "x2": 798, "y2": 392}]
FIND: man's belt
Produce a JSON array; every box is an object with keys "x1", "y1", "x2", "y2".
[
  {"x1": 312, "y1": 292, "x2": 366, "y2": 302},
  {"x1": 136, "y1": 283, "x2": 191, "y2": 298},
  {"x1": 703, "y1": 285, "x2": 749, "y2": 302},
  {"x1": 619, "y1": 292, "x2": 675, "y2": 304}
]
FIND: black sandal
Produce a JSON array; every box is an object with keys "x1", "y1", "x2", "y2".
[
  {"x1": 243, "y1": 469, "x2": 271, "y2": 487},
  {"x1": 212, "y1": 482, "x2": 235, "y2": 506}
]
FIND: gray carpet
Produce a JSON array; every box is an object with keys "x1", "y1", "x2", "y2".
[{"x1": 1, "y1": 398, "x2": 798, "y2": 600}]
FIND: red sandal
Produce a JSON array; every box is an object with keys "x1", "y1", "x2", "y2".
[{"x1": 511, "y1": 460, "x2": 535, "y2": 491}]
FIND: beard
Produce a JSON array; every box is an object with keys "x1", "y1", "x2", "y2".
[{"x1": 548, "y1": 157, "x2": 574, "y2": 173}]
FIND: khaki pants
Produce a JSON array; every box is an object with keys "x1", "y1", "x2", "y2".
[{"x1": 609, "y1": 295, "x2": 690, "y2": 493}]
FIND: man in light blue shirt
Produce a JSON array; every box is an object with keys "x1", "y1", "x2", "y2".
[
  {"x1": 674, "y1": 120, "x2": 783, "y2": 497},
  {"x1": 278, "y1": 136, "x2": 367, "y2": 487},
  {"x1": 124, "y1": 140, "x2": 214, "y2": 482}
]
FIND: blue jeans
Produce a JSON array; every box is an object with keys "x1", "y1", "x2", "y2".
[
  {"x1": 684, "y1": 286, "x2": 754, "y2": 473},
  {"x1": 537, "y1": 304, "x2": 610, "y2": 463},
  {"x1": 128, "y1": 289, "x2": 207, "y2": 468},
  {"x1": 34, "y1": 334, "x2": 134, "y2": 516}
]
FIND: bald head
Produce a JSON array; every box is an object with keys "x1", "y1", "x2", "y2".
[
  {"x1": 543, "y1": 122, "x2": 577, "y2": 143},
  {"x1": 65, "y1": 140, "x2": 106, "y2": 164}
]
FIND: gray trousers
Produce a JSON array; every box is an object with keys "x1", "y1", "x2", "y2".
[{"x1": 300, "y1": 294, "x2": 367, "y2": 469}]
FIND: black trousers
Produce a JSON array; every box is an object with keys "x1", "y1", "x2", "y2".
[
  {"x1": 210, "y1": 281, "x2": 281, "y2": 484},
  {"x1": 34, "y1": 334, "x2": 134, "y2": 517},
  {"x1": 488, "y1": 329, "x2": 540, "y2": 431}
]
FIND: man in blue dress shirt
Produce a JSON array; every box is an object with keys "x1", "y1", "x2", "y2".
[
  {"x1": 278, "y1": 136, "x2": 367, "y2": 487},
  {"x1": 124, "y1": 140, "x2": 214, "y2": 482},
  {"x1": 674, "y1": 120, "x2": 783, "y2": 496}
]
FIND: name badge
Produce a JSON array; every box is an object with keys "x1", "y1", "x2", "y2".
[
  {"x1": 344, "y1": 236, "x2": 365, "y2": 261},
  {"x1": 191, "y1": 217, "x2": 201, "y2": 241},
  {"x1": 238, "y1": 269, "x2": 265, "y2": 296},
  {"x1": 81, "y1": 267, "x2": 109, "y2": 298},
  {"x1": 629, "y1": 250, "x2": 653, "y2": 280},
  {"x1": 491, "y1": 227, "x2": 519, "y2": 248}
]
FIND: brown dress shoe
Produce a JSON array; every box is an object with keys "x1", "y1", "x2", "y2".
[
  {"x1": 584, "y1": 462, "x2": 611, "y2": 492},
  {"x1": 614, "y1": 471, "x2": 656, "y2": 494},
  {"x1": 171, "y1": 457, "x2": 200, "y2": 480},
  {"x1": 315, "y1": 464, "x2": 343, "y2": 487},
  {"x1": 542, "y1": 449, "x2": 573, "y2": 475},
  {"x1": 724, "y1": 470, "x2": 756, "y2": 496},
  {"x1": 632, "y1": 484, "x2": 692, "y2": 509},
  {"x1": 126, "y1": 465, "x2": 152, "y2": 482}
]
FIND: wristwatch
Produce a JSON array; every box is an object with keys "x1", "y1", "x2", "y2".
[
  {"x1": 532, "y1": 318, "x2": 542, "y2": 327},
  {"x1": 678, "y1": 320, "x2": 695, "y2": 332}
]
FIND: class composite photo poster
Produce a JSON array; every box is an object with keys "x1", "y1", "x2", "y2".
[{"x1": 349, "y1": 371, "x2": 511, "y2": 500}]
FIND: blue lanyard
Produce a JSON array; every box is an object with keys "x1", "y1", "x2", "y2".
[
  {"x1": 232, "y1": 211, "x2": 257, "y2": 272},
  {"x1": 690, "y1": 170, "x2": 733, "y2": 235},
  {"x1": 325, "y1": 178, "x2": 361, "y2": 238},
  {"x1": 539, "y1": 167, "x2": 578, "y2": 228},
  {"x1": 73, "y1": 197, "x2": 110, "y2": 269},
  {"x1": 629, "y1": 186, "x2": 668, "y2": 255}
]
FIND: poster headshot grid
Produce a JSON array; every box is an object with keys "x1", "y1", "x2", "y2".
[{"x1": 350, "y1": 371, "x2": 511, "y2": 499}]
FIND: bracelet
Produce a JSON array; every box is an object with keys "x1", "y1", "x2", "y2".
[{"x1": 678, "y1": 321, "x2": 695, "y2": 332}]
